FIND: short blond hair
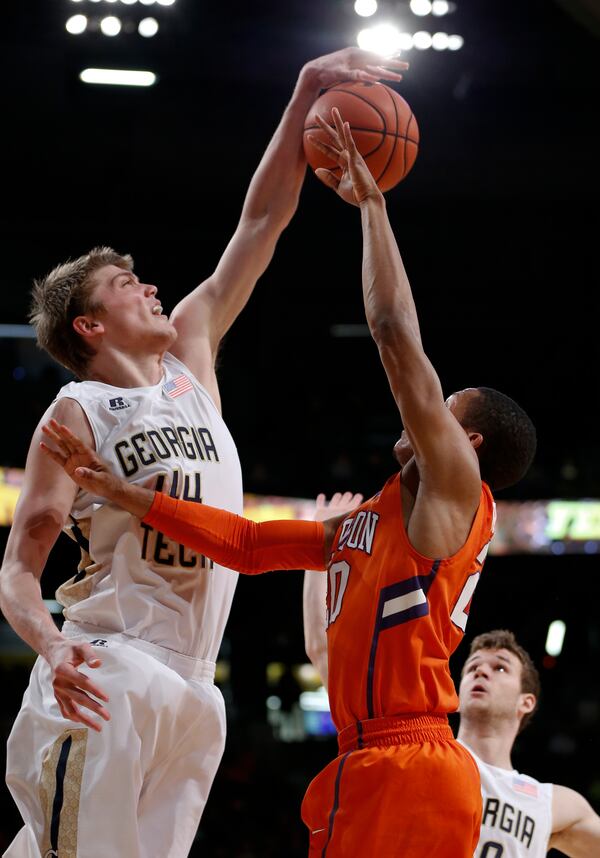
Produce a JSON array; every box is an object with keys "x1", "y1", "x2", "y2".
[{"x1": 29, "y1": 246, "x2": 133, "y2": 378}]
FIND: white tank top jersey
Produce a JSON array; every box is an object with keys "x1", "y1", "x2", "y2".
[
  {"x1": 459, "y1": 742, "x2": 553, "y2": 858},
  {"x1": 53, "y1": 352, "x2": 243, "y2": 660}
]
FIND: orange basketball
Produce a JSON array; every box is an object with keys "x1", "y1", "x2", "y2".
[{"x1": 303, "y1": 81, "x2": 419, "y2": 192}]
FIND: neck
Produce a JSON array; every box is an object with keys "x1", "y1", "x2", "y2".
[
  {"x1": 86, "y1": 349, "x2": 166, "y2": 388},
  {"x1": 458, "y1": 719, "x2": 518, "y2": 771}
]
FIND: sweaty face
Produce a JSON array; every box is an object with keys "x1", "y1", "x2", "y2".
[{"x1": 459, "y1": 648, "x2": 525, "y2": 723}]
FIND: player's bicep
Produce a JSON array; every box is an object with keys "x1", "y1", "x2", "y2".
[
  {"x1": 378, "y1": 338, "x2": 478, "y2": 494},
  {"x1": 5, "y1": 420, "x2": 80, "y2": 578}
]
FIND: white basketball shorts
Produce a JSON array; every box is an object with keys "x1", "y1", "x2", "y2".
[{"x1": 4, "y1": 622, "x2": 227, "y2": 858}]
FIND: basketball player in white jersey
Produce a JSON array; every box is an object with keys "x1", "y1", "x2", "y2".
[
  {"x1": 0, "y1": 48, "x2": 408, "y2": 858},
  {"x1": 458, "y1": 629, "x2": 600, "y2": 857}
]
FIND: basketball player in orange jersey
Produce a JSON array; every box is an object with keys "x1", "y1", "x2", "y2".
[
  {"x1": 0, "y1": 52, "x2": 409, "y2": 858},
  {"x1": 458, "y1": 630, "x2": 600, "y2": 857},
  {"x1": 39, "y1": 108, "x2": 537, "y2": 857}
]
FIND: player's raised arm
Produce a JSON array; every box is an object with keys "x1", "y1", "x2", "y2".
[
  {"x1": 168, "y1": 50, "x2": 408, "y2": 403},
  {"x1": 312, "y1": 111, "x2": 481, "y2": 506}
]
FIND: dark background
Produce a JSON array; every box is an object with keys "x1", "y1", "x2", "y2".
[{"x1": 1, "y1": 0, "x2": 599, "y2": 854}]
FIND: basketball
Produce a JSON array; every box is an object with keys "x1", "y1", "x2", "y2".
[{"x1": 303, "y1": 80, "x2": 419, "y2": 192}]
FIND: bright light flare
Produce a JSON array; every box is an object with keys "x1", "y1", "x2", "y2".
[
  {"x1": 100, "y1": 15, "x2": 122, "y2": 35},
  {"x1": 138, "y1": 17, "x2": 159, "y2": 36},
  {"x1": 354, "y1": 0, "x2": 377, "y2": 16},
  {"x1": 413, "y1": 30, "x2": 432, "y2": 49},
  {"x1": 545, "y1": 620, "x2": 566, "y2": 656},
  {"x1": 410, "y1": 0, "x2": 432, "y2": 15},
  {"x1": 357, "y1": 23, "x2": 402, "y2": 57},
  {"x1": 448, "y1": 34, "x2": 464, "y2": 50},
  {"x1": 80, "y1": 68, "x2": 157, "y2": 86},
  {"x1": 66, "y1": 14, "x2": 87, "y2": 34}
]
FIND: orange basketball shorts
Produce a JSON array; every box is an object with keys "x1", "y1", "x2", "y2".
[{"x1": 301, "y1": 714, "x2": 481, "y2": 857}]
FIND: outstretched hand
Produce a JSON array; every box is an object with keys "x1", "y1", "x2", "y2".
[
  {"x1": 40, "y1": 419, "x2": 154, "y2": 519},
  {"x1": 309, "y1": 108, "x2": 382, "y2": 206},
  {"x1": 304, "y1": 47, "x2": 408, "y2": 90},
  {"x1": 314, "y1": 490, "x2": 364, "y2": 524}
]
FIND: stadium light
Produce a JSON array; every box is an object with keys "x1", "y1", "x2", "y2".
[
  {"x1": 66, "y1": 14, "x2": 88, "y2": 34},
  {"x1": 545, "y1": 620, "x2": 566, "y2": 656},
  {"x1": 432, "y1": 0, "x2": 450, "y2": 14},
  {"x1": 80, "y1": 68, "x2": 157, "y2": 86},
  {"x1": 410, "y1": 0, "x2": 432, "y2": 16},
  {"x1": 357, "y1": 23, "x2": 402, "y2": 56},
  {"x1": 100, "y1": 15, "x2": 122, "y2": 35},
  {"x1": 138, "y1": 16, "x2": 159, "y2": 36},
  {"x1": 413, "y1": 30, "x2": 433, "y2": 49},
  {"x1": 448, "y1": 34, "x2": 464, "y2": 50},
  {"x1": 354, "y1": 0, "x2": 377, "y2": 16}
]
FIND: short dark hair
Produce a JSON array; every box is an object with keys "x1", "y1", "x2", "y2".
[
  {"x1": 466, "y1": 629, "x2": 541, "y2": 732},
  {"x1": 461, "y1": 387, "x2": 536, "y2": 491}
]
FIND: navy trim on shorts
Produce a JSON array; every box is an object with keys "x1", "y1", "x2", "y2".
[
  {"x1": 50, "y1": 735, "x2": 73, "y2": 851},
  {"x1": 322, "y1": 751, "x2": 351, "y2": 857}
]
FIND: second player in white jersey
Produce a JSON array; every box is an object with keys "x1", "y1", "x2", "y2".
[
  {"x1": 56, "y1": 352, "x2": 242, "y2": 659},
  {"x1": 461, "y1": 743, "x2": 552, "y2": 858}
]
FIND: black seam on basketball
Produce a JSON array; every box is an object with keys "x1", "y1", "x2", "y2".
[
  {"x1": 304, "y1": 123, "x2": 418, "y2": 144},
  {"x1": 404, "y1": 113, "x2": 415, "y2": 177},
  {"x1": 319, "y1": 89, "x2": 389, "y2": 132},
  {"x1": 375, "y1": 86, "x2": 401, "y2": 186}
]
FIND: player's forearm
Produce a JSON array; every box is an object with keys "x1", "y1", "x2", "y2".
[
  {"x1": 303, "y1": 569, "x2": 329, "y2": 688},
  {"x1": 359, "y1": 195, "x2": 423, "y2": 351},
  {"x1": 240, "y1": 65, "x2": 323, "y2": 228},
  {"x1": 0, "y1": 568, "x2": 64, "y2": 658},
  {"x1": 143, "y1": 493, "x2": 327, "y2": 574}
]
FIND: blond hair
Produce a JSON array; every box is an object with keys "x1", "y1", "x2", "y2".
[{"x1": 29, "y1": 246, "x2": 133, "y2": 378}]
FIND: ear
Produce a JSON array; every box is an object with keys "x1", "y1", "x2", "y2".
[
  {"x1": 467, "y1": 431, "x2": 483, "y2": 451},
  {"x1": 517, "y1": 692, "x2": 536, "y2": 719},
  {"x1": 72, "y1": 315, "x2": 105, "y2": 341}
]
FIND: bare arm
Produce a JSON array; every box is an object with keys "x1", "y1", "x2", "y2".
[
  {"x1": 0, "y1": 398, "x2": 110, "y2": 730},
  {"x1": 303, "y1": 570, "x2": 328, "y2": 687},
  {"x1": 549, "y1": 785, "x2": 600, "y2": 857},
  {"x1": 303, "y1": 492, "x2": 363, "y2": 689},
  {"x1": 168, "y1": 50, "x2": 407, "y2": 404},
  {"x1": 312, "y1": 113, "x2": 481, "y2": 555}
]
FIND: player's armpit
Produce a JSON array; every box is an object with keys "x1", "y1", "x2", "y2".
[{"x1": 143, "y1": 493, "x2": 327, "y2": 574}]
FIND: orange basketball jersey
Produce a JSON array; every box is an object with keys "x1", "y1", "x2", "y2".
[{"x1": 325, "y1": 472, "x2": 496, "y2": 730}]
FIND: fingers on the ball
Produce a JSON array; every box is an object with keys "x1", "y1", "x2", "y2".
[
  {"x1": 315, "y1": 169, "x2": 340, "y2": 190},
  {"x1": 315, "y1": 113, "x2": 340, "y2": 144},
  {"x1": 309, "y1": 136, "x2": 343, "y2": 164}
]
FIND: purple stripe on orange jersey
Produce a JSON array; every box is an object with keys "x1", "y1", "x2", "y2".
[{"x1": 366, "y1": 561, "x2": 441, "y2": 718}]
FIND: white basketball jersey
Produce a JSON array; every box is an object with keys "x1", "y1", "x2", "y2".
[
  {"x1": 460, "y1": 743, "x2": 553, "y2": 858},
  {"x1": 54, "y1": 352, "x2": 243, "y2": 660}
]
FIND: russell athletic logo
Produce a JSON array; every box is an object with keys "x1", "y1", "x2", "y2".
[
  {"x1": 89, "y1": 639, "x2": 108, "y2": 647},
  {"x1": 108, "y1": 396, "x2": 131, "y2": 411}
]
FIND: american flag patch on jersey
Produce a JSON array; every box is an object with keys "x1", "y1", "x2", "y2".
[
  {"x1": 512, "y1": 776, "x2": 538, "y2": 798},
  {"x1": 163, "y1": 373, "x2": 193, "y2": 398}
]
